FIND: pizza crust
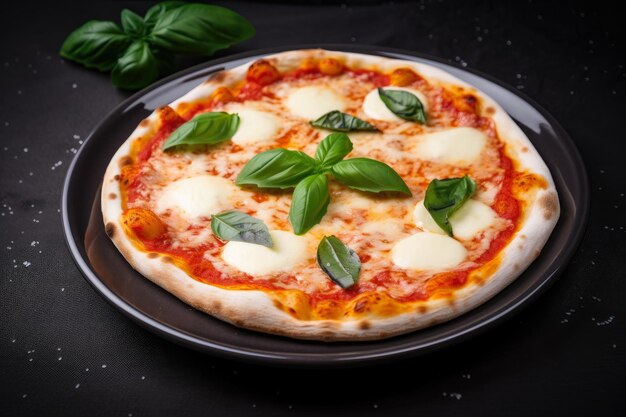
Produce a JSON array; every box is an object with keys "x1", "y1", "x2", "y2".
[{"x1": 101, "y1": 49, "x2": 559, "y2": 341}]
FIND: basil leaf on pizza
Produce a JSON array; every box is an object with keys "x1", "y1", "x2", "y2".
[
  {"x1": 289, "y1": 174, "x2": 330, "y2": 235},
  {"x1": 236, "y1": 148, "x2": 317, "y2": 189},
  {"x1": 424, "y1": 176, "x2": 477, "y2": 237},
  {"x1": 211, "y1": 210, "x2": 273, "y2": 248},
  {"x1": 315, "y1": 132, "x2": 353, "y2": 169},
  {"x1": 120, "y1": 9, "x2": 145, "y2": 37},
  {"x1": 60, "y1": 21, "x2": 131, "y2": 71},
  {"x1": 317, "y1": 236, "x2": 361, "y2": 289},
  {"x1": 148, "y1": 4, "x2": 255, "y2": 55},
  {"x1": 310, "y1": 111, "x2": 378, "y2": 132},
  {"x1": 331, "y1": 158, "x2": 411, "y2": 195},
  {"x1": 378, "y1": 88, "x2": 427, "y2": 124},
  {"x1": 162, "y1": 112, "x2": 240, "y2": 150},
  {"x1": 111, "y1": 41, "x2": 159, "y2": 90}
]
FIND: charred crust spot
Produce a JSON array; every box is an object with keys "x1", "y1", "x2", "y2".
[
  {"x1": 147, "y1": 252, "x2": 159, "y2": 259},
  {"x1": 212, "y1": 301, "x2": 222, "y2": 312},
  {"x1": 358, "y1": 320, "x2": 371, "y2": 330},
  {"x1": 521, "y1": 146, "x2": 529, "y2": 153},
  {"x1": 520, "y1": 234, "x2": 527, "y2": 239},
  {"x1": 354, "y1": 299, "x2": 368, "y2": 313},
  {"x1": 539, "y1": 192, "x2": 558, "y2": 220},
  {"x1": 417, "y1": 305, "x2": 428, "y2": 314},
  {"x1": 105, "y1": 222, "x2": 115, "y2": 237},
  {"x1": 118, "y1": 156, "x2": 133, "y2": 167},
  {"x1": 204, "y1": 71, "x2": 226, "y2": 84},
  {"x1": 108, "y1": 193, "x2": 117, "y2": 200},
  {"x1": 161, "y1": 256, "x2": 173, "y2": 263},
  {"x1": 114, "y1": 174, "x2": 120, "y2": 181},
  {"x1": 447, "y1": 298, "x2": 456, "y2": 308},
  {"x1": 485, "y1": 106, "x2": 495, "y2": 115},
  {"x1": 139, "y1": 119, "x2": 150, "y2": 127}
]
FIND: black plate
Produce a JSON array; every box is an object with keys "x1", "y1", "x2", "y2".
[{"x1": 62, "y1": 45, "x2": 589, "y2": 368}]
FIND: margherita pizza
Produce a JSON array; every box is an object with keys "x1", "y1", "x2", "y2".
[{"x1": 101, "y1": 49, "x2": 559, "y2": 341}]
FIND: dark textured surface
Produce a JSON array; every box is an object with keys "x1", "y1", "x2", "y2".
[{"x1": 1, "y1": 1, "x2": 624, "y2": 416}]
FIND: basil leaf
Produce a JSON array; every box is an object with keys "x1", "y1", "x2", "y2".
[
  {"x1": 162, "y1": 112, "x2": 239, "y2": 150},
  {"x1": 236, "y1": 149, "x2": 317, "y2": 189},
  {"x1": 110, "y1": 41, "x2": 158, "y2": 90},
  {"x1": 148, "y1": 4, "x2": 255, "y2": 55},
  {"x1": 331, "y1": 158, "x2": 411, "y2": 195},
  {"x1": 314, "y1": 133, "x2": 353, "y2": 169},
  {"x1": 60, "y1": 20, "x2": 131, "y2": 71},
  {"x1": 211, "y1": 210, "x2": 273, "y2": 248},
  {"x1": 378, "y1": 88, "x2": 427, "y2": 124},
  {"x1": 121, "y1": 9, "x2": 145, "y2": 37},
  {"x1": 289, "y1": 174, "x2": 330, "y2": 235},
  {"x1": 317, "y1": 236, "x2": 361, "y2": 289},
  {"x1": 143, "y1": 1, "x2": 185, "y2": 32},
  {"x1": 310, "y1": 111, "x2": 378, "y2": 132},
  {"x1": 424, "y1": 176, "x2": 477, "y2": 237}
]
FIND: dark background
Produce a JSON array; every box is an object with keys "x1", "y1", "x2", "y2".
[{"x1": 1, "y1": 1, "x2": 625, "y2": 416}]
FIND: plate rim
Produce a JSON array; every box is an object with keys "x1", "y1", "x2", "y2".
[{"x1": 62, "y1": 43, "x2": 589, "y2": 367}]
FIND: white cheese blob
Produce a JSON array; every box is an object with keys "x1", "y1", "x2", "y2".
[
  {"x1": 413, "y1": 199, "x2": 498, "y2": 241},
  {"x1": 414, "y1": 127, "x2": 487, "y2": 165},
  {"x1": 391, "y1": 232, "x2": 467, "y2": 270},
  {"x1": 286, "y1": 86, "x2": 346, "y2": 119},
  {"x1": 222, "y1": 230, "x2": 309, "y2": 276},
  {"x1": 156, "y1": 175, "x2": 235, "y2": 220},
  {"x1": 230, "y1": 107, "x2": 280, "y2": 146},
  {"x1": 362, "y1": 87, "x2": 429, "y2": 122}
]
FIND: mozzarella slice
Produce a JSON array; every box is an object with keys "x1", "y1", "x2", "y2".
[
  {"x1": 391, "y1": 232, "x2": 467, "y2": 270},
  {"x1": 286, "y1": 86, "x2": 346, "y2": 119},
  {"x1": 222, "y1": 230, "x2": 309, "y2": 276},
  {"x1": 413, "y1": 199, "x2": 498, "y2": 240},
  {"x1": 156, "y1": 175, "x2": 235, "y2": 220},
  {"x1": 415, "y1": 127, "x2": 487, "y2": 165},
  {"x1": 362, "y1": 87, "x2": 429, "y2": 122},
  {"x1": 230, "y1": 107, "x2": 280, "y2": 146}
]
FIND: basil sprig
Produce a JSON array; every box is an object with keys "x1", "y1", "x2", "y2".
[
  {"x1": 236, "y1": 149, "x2": 317, "y2": 189},
  {"x1": 317, "y1": 236, "x2": 361, "y2": 289},
  {"x1": 162, "y1": 112, "x2": 239, "y2": 150},
  {"x1": 315, "y1": 132, "x2": 353, "y2": 169},
  {"x1": 331, "y1": 158, "x2": 411, "y2": 194},
  {"x1": 236, "y1": 132, "x2": 411, "y2": 235},
  {"x1": 290, "y1": 175, "x2": 331, "y2": 235},
  {"x1": 424, "y1": 176, "x2": 476, "y2": 237},
  {"x1": 211, "y1": 210, "x2": 273, "y2": 247},
  {"x1": 60, "y1": 2, "x2": 255, "y2": 90},
  {"x1": 310, "y1": 111, "x2": 378, "y2": 132},
  {"x1": 378, "y1": 88, "x2": 427, "y2": 124}
]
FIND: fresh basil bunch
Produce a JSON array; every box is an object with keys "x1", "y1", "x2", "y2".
[
  {"x1": 236, "y1": 133, "x2": 411, "y2": 235},
  {"x1": 60, "y1": 2, "x2": 255, "y2": 90}
]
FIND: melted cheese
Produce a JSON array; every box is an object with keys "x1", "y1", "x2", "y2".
[
  {"x1": 414, "y1": 127, "x2": 486, "y2": 165},
  {"x1": 229, "y1": 106, "x2": 280, "y2": 146},
  {"x1": 413, "y1": 199, "x2": 498, "y2": 240},
  {"x1": 286, "y1": 86, "x2": 346, "y2": 119},
  {"x1": 362, "y1": 87, "x2": 429, "y2": 122},
  {"x1": 391, "y1": 232, "x2": 467, "y2": 270},
  {"x1": 156, "y1": 175, "x2": 235, "y2": 220},
  {"x1": 221, "y1": 230, "x2": 309, "y2": 276},
  {"x1": 128, "y1": 69, "x2": 510, "y2": 299}
]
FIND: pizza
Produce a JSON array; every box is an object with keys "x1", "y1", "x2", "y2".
[{"x1": 101, "y1": 49, "x2": 559, "y2": 341}]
